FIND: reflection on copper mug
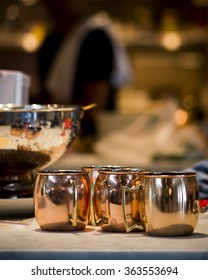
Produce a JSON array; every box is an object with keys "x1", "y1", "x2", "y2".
[
  {"x1": 141, "y1": 171, "x2": 199, "y2": 236},
  {"x1": 34, "y1": 170, "x2": 90, "y2": 231},
  {"x1": 91, "y1": 168, "x2": 150, "y2": 232}
]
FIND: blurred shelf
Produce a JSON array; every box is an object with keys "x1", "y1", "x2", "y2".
[
  {"x1": 122, "y1": 29, "x2": 208, "y2": 52},
  {"x1": 0, "y1": 31, "x2": 42, "y2": 53},
  {"x1": 0, "y1": 27, "x2": 208, "y2": 53}
]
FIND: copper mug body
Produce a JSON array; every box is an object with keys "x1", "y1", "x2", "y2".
[
  {"x1": 142, "y1": 172, "x2": 200, "y2": 236},
  {"x1": 34, "y1": 170, "x2": 90, "y2": 231},
  {"x1": 91, "y1": 168, "x2": 150, "y2": 232}
]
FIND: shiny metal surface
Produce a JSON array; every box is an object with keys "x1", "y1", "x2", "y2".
[
  {"x1": 34, "y1": 170, "x2": 90, "y2": 231},
  {"x1": 0, "y1": 104, "x2": 84, "y2": 199},
  {"x1": 142, "y1": 171, "x2": 200, "y2": 236},
  {"x1": 92, "y1": 168, "x2": 150, "y2": 232}
]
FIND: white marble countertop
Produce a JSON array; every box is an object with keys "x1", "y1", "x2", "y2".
[{"x1": 0, "y1": 212, "x2": 208, "y2": 260}]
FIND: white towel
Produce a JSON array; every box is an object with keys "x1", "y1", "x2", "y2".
[{"x1": 45, "y1": 12, "x2": 132, "y2": 104}]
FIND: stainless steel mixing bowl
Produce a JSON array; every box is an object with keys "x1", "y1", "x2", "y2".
[{"x1": 0, "y1": 104, "x2": 85, "y2": 199}]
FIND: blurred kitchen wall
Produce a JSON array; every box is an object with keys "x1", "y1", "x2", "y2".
[{"x1": 0, "y1": 0, "x2": 208, "y2": 124}]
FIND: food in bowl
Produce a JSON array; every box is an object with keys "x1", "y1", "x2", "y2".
[{"x1": 0, "y1": 104, "x2": 84, "y2": 199}]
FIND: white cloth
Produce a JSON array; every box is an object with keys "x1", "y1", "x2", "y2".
[
  {"x1": 94, "y1": 100, "x2": 206, "y2": 165},
  {"x1": 45, "y1": 12, "x2": 132, "y2": 104}
]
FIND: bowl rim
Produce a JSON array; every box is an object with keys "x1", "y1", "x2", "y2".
[{"x1": 0, "y1": 104, "x2": 83, "y2": 112}]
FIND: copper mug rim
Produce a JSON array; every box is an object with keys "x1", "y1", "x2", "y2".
[
  {"x1": 140, "y1": 171, "x2": 197, "y2": 178},
  {"x1": 36, "y1": 169, "x2": 89, "y2": 175},
  {"x1": 97, "y1": 168, "x2": 150, "y2": 174}
]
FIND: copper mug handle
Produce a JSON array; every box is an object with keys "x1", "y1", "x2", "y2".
[
  {"x1": 122, "y1": 184, "x2": 144, "y2": 232},
  {"x1": 90, "y1": 180, "x2": 96, "y2": 226},
  {"x1": 91, "y1": 179, "x2": 110, "y2": 226},
  {"x1": 67, "y1": 178, "x2": 78, "y2": 227}
]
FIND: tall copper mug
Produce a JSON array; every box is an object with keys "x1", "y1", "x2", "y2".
[
  {"x1": 141, "y1": 171, "x2": 200, "y2": 236},
  {"x1": 33, "y1": 170, "x2": 90, "y2": 231},
  {"x1": 91, "y1": 168, "x2": 150, "y2": 232}
]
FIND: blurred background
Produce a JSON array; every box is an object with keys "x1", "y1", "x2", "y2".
[{"x1": 1, "y1": 0, "x2": 208, "y2": 165}]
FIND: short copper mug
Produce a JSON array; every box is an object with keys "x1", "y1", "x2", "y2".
[
  {"x1": 33, "y1": 170, "x2": 90, "y2": 231},
  {"x1": 91, "y1": 168, "x2": 150, "y2": 232},
  {"x1": 141, "y1": 171, "x2": 200, "y2": 236}
]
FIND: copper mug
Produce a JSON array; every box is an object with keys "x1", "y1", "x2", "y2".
[
  {"x1": 91, "y1": 168, "x2": 150, "y2": 232},
  {"x1": 82, "y1": 165, "x2": 130, "y2": 225},
  {"x1": 141, "y1": 171, "x2": 200, "y2": 236},
  {"x1": 33, "y1": 170, "x2": 90, "y2": 231}
]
